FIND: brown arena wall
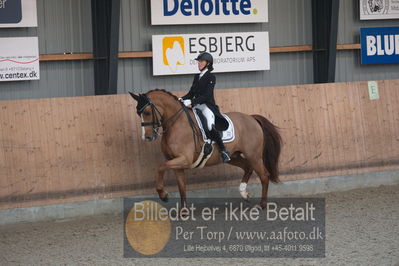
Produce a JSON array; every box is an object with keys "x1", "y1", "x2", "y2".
[{"x1": 1, "y1": 79, "x2": 398, "y2": 209}]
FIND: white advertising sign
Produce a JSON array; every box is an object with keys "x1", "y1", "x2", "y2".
[
  {"x1": 151, "y1": 0, "x2": 268, "y2": 25},
  {"x1": 360, "y1": 0, "x2": 399, "y2": 20},
  {"x1": 152, "y1": 32, "x2": 270, "y2": 76},
  {"x1": 0, "y1": 37, "x2": 40, "y2": 82},
  {"x1": 0, "y1": 0, "x2": 37, "y2": 27}
]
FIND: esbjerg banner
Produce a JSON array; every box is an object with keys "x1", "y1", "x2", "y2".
[
  {"x1": 151, "y1": 0, "x2": 268, "y2": 25},
  {"x1": 0, "y1": 0, "x2": 37, "y2": 28},
  {"x1": 360, "y1": 27, "x2": 399, "y2": 65},
  {"x1": 152, "y1": 32, "x2": 270, "y2": 76},
  {"x1": 0, "y1": 37, "x2": 40, "y2": 82}
]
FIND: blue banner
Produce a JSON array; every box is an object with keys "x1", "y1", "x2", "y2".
[{"x1": 360, "y1": 27, "x2": 399, "y2": 65}]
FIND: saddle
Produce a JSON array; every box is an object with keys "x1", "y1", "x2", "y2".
[
  {"x1": 189, "y1": 109, "x2": 235, "y2": 169},
  {"x1": 193, "y1": 109, "x2": 235, "y2": 144}
]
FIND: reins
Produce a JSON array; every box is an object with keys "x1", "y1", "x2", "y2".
[
  {"x1": 181, "y1": 103, "x2": 202, "y2": 153},
  {"x1": 140, "y1": 95, "x2": 202, "y2": 150}
]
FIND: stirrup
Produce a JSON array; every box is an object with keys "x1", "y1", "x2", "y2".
[{"x1": 221, "y1": 150, "x2": 231, "y2": 163}]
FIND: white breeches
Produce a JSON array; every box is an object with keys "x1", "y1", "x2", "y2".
[{"x1": 193, "y1": 103, "x2": 215, "y2": 131}]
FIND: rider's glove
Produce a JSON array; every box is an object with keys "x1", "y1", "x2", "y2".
[{"x1": 183, "y1": 99, "x2": 192, "y2": 107}]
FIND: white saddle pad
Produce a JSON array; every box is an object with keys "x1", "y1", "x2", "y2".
[{"x1": 193, "y1": 112, "x2": 235, "y2": 143}]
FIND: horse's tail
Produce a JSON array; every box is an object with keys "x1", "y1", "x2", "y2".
[{"x1": 251, "y1": 114, "x2": 282, "y2": 183}]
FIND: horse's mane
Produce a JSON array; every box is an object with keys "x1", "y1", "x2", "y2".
[{"x1": 146, "y1": 88, "x2": 179, "y2": 101}]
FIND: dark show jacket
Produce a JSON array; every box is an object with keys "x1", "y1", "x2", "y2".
[{"x1": 182, "y1": 70, "x2": 229, "y2": 131}]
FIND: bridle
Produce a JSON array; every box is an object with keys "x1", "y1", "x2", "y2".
[
  {"x1": 137, "y1": 93, "x2": 203, "y2": 154},
  {"x1": 138, "y1": 95, "x2": 185, "y2": 136}
]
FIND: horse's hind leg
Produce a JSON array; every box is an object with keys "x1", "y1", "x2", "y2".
[
  {"x1": 250, "y1": 158, "x2": 270, "y2": 209},
  {"x1": 228, "y1": 154, "x2": 253, "y2": 200}
]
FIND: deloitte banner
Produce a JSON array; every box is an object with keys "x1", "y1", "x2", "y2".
[
  {"x1": 152, "y1": 32, "x2": 270, "y2": 76},
  {"x1": 151, "y1": 0, "x2": 268, "y2": 25},
  {"x1": 360, "y1": 27, "x2": 399, "y2": 65},
  {"x1": 360, "y1": 0, "x2": 399, "y2": 20},
  {"x1": 0, "y1": 37, "x2": 40, "y2": 82},
  {"x1": 0, "y1": 0, "x2": 37, "y2": 28}
]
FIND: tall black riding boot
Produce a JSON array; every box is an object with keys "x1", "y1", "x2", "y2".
[{"x1": 209, "y1": 125, "x2": 231, "y2": 163}]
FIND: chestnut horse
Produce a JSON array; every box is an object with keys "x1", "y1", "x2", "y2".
[{"x1": 129, "y1": 89, "x2": 282, "y2": 210}]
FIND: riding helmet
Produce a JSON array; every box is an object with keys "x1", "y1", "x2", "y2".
[{"x1": 195, "y1": 52, "x2": 214, "y2": 71}]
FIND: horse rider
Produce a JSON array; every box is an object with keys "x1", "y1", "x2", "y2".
[{"x1": 178, "y1": 52, "x2": 231, "y2": 163}]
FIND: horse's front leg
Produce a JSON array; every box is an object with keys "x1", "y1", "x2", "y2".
[
  {"x1": 173, "y1": 169, "x2": 187, "y2": 208},
  {"x1": 156, "y1": 166, "x2": 169, "y2": 202},
  {"x1": 156, "y1": 156, "x2": 190, "y2": 202}
]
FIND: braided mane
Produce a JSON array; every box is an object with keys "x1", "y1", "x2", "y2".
[{"x1": 146, "y1": 88, "x2": 179, "y2": 101}]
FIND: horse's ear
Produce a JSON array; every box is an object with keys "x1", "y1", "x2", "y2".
[{"x1": 128, "y1": 91, "x2": 140, "y2": 101}]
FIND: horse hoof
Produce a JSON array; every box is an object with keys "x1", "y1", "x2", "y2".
[
  {"x1": 260, "y1": 200, "x2": 267, "y2": 209},
  {"x1": 245, "y1": 193, "x2": 252, "y2": 201},
  {"x1": 160, "y1": 192, "x2": 169, "y2": 202},
  {"x1": 240, "y1": 191, "x2": 250, "y2": 201},
  {"x1": 242, "y1": 195, "x2": 251, "y2": 202},
  {"x1": 252, "y1": 204, "x2": 263, "y2": 211},
  {"x1": 180, "y1": 207, "x2": 190, "y2": 218}
]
